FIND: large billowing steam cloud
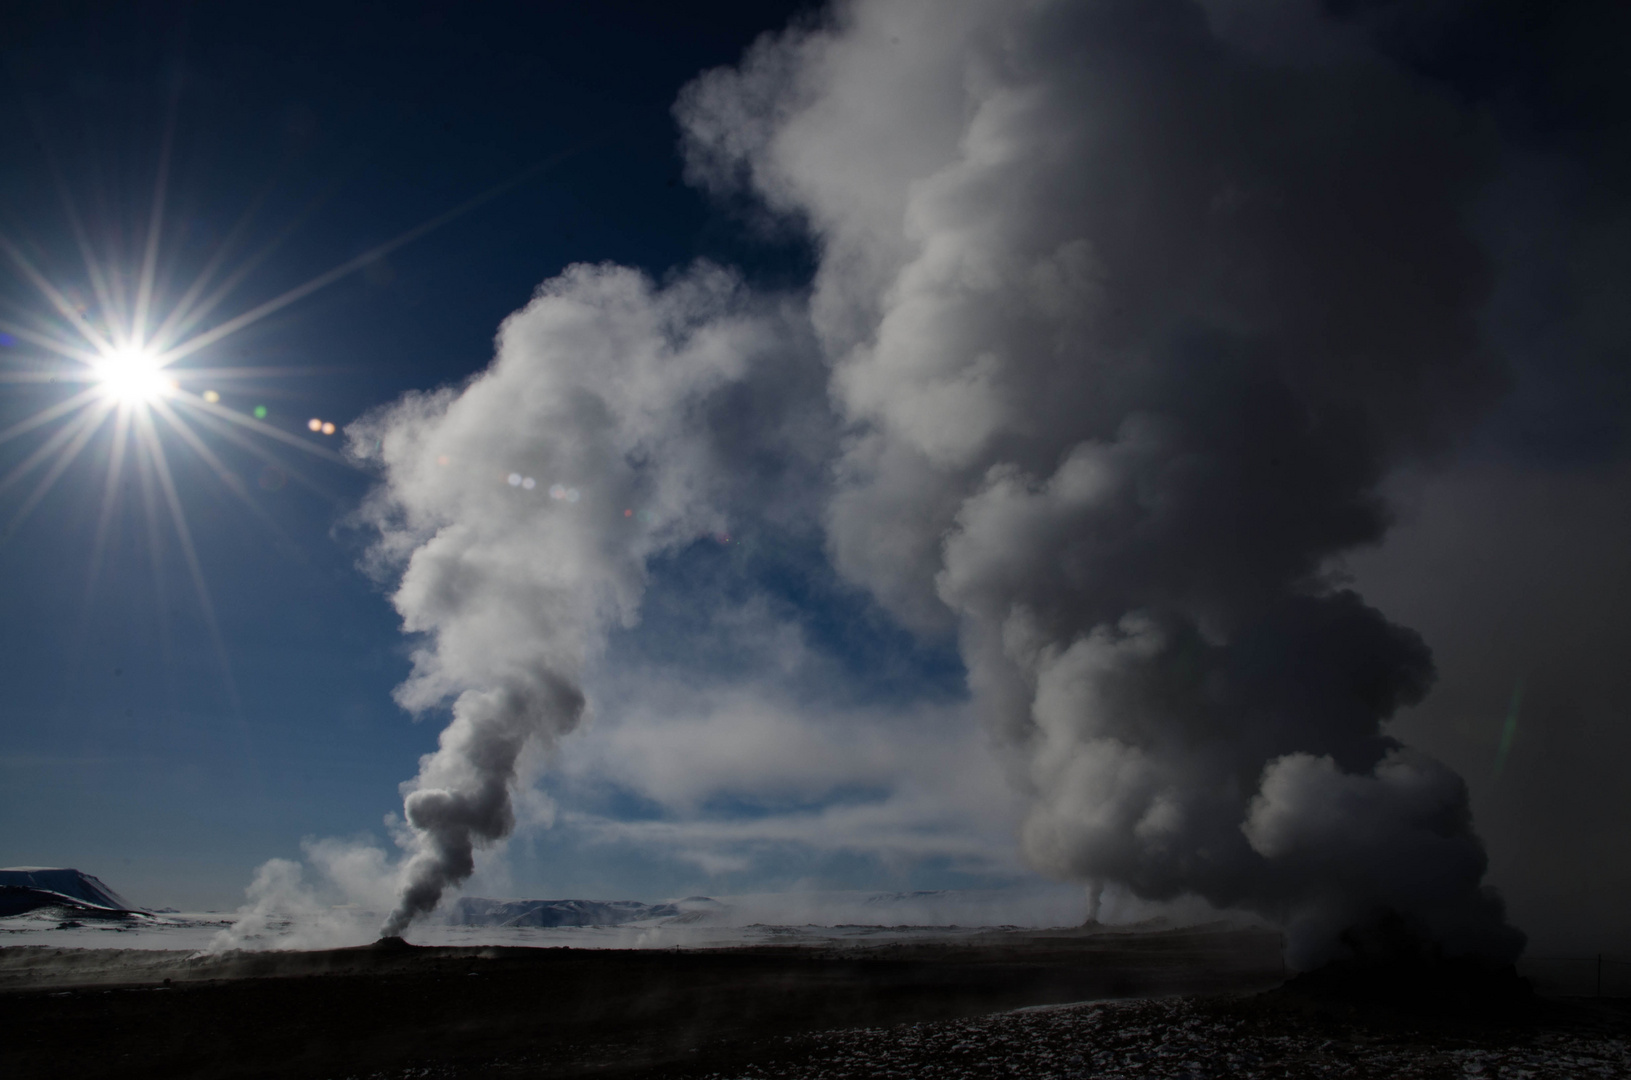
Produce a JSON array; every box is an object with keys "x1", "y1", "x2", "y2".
[
  {"x1": 350, "y1": 0, "x2": 1526, "y2": 967},
  {"x1": 352, "y1": 264, "x2": 786, "y2": 936},
  {"x1": 677, "y1": 0, "x2": 1521, "y2": 967}
]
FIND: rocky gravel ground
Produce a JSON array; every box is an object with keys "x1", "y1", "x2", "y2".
[
  {"x1": 14, "y1": 934, "x2": 1626, "y2": 1079},
  {"x1": 681, "y1": 996, "x2": 1631, "y2": 1080}
]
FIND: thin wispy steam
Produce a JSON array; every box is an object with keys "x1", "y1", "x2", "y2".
[{"x1": 679, "y1": 0, "x2": 1520, "y2": 967}]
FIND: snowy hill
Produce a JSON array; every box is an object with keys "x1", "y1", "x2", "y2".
[{"x1": 0, "y1": 867, "x2": 145, "y2": 918}]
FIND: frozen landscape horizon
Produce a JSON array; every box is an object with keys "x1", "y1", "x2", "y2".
[{"x1": 4, "y1": 864, "x2": 1208, "y2": 953}]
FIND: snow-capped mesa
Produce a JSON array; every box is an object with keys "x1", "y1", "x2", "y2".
[{"x1": 0, "y1": 867, "x2": 146, "y2": 918}]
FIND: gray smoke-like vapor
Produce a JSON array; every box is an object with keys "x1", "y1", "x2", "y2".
[
  {"x1": 350, "y1": 0, "x2": 1532, "y2": 962},
  {"x1": 678, "y1": 0, "x2": 1522, "y2": 967},
  {"x1": 353, "y1": 264, "x2": 786, "y2": 936}
]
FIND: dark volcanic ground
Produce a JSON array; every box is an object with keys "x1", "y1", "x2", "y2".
[
  {"x1": 5, "y1": 926, "x2": 1627, "y2": 1079},
  {"x1": 675, "y1": 994, "x2": 1631, "y2": 1080}
]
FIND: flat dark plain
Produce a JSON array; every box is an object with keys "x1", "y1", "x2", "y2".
[{"x1": 5, "y1": 926, "x2": 1627, "y2": 1079}]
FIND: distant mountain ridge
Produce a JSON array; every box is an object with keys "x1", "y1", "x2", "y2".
[
  {"x1": 444, "y1": 889, "x2": 1084, "y2": 930},
  {"x1": 449, "y1": 896, "x2": 722, "y2": 928},
  {"x1": 0, "y1": 867, "x2": 145, "y2": 918}
]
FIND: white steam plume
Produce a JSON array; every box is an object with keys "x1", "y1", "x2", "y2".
[
  {"x1": 352, "y1": 263, "x2": 782, "y2": 936},
  {"x1": 679, "y1": 0, "x2": 1522, "y2": 967}
]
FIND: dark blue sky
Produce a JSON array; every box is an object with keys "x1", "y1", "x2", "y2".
[{"x1": 0, "y1": 1, "x2": 856, "y2": 908}]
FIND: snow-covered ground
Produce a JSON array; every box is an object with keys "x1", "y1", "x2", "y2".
[
  {"x1": 0, "y1": 883, "x2": 1126, "y2": 952},
  {"x1": 0, "y1": 908, "x2": 239, "y2": 951},
  {"x1": 0, "y1": 904, "x2": 1105, "y2": 954}
]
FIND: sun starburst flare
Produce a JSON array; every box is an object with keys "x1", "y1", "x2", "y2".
[
  {"x1": 0, "y1": 126, "x2": 404, "y2": 720},
  {"x1": 91, "y1": 346, "x2": 176, "y2": 404},
  {"x1": 0, "y1": 220, "x2": 354, "y2": 555},
  {"x1": 0, "y1": 122, "x2": 583, "y2": 739}
]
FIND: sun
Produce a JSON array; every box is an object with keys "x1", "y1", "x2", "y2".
[
  {"x1": 92, "y1": 346, "x2": 176, "y2": 405},
  {"x1": 1, "y1": 123, "x2": 525, "y2": 554}
]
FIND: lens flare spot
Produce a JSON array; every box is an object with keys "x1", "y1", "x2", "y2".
[
  {"x1": 203, "y1": 389, "x2": 220, "y2": 403},
  {"x1": 253, "y1": 405, "x2": 268, "y2": 419},
  {"x1": 507, "y1": 473, "x2": 522, "y2": 486},
  {"x1": 521, "y1": 477, "x2": 536, "y2": 490},
  {"x1": 308, "y1": 418, "x2": 323, "y2": 432},
  {"x1": 322, "y1": 421, "x2": 336, "y2": 435}
]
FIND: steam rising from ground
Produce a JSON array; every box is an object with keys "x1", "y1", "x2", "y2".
[
  {"x1": 264, "y1": 0, "x2": 1532, "y2": 966},
  {"x1": 350, "y1": 264, "x2": 787, "y2": 936},
  {"x1": 209, "y1": 838, "x2": 399, "y2": 952},
  {"x1": 677, "y1": 0, "x2": 1520, "y2": 968}
]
